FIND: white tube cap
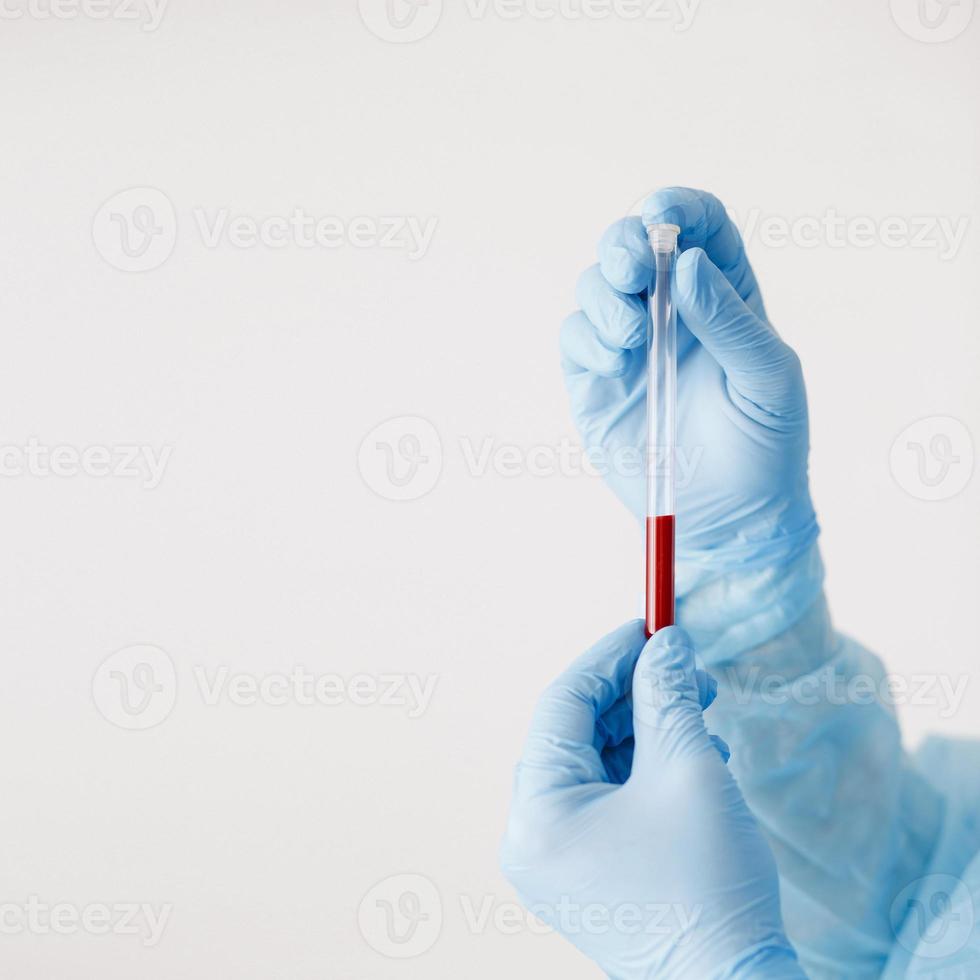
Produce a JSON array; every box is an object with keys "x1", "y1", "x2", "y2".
[{"x1": 645, "y1": 222, "x2": 681, "y2": 253}]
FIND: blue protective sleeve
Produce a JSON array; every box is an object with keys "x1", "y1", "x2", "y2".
[
  {"x1": 679, "y1": 543, "x2": 946, "y2": 979},
  {"x1": 884, "y1": 737, "x2": 980, "y2": 977}
]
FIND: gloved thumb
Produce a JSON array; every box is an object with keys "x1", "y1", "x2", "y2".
[
  {"x1": 630, "y1": 626, "x2": 714, "y2": 777},
  {"x1": 674, "y1": 246, "x2": 805, "y2": 424}
]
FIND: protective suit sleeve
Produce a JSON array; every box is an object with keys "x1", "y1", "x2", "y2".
[
  {"x1": 680, "y1": 544, "x2": 946, "y2": 980},
  {"x1": 884, "y1": 736, "x2": 980, "y2": 977}
]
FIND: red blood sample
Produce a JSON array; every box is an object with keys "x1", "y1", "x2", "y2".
[{"x1": 645, "y1": 514, "x2": 675, "y2": 637}]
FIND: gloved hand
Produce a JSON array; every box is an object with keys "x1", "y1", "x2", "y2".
[
  {"x1": 557, "y1": 188, "x2": 944, "y2": 979},
  {"x1": 499, "y1": 620, "x2": 804, "y2": 980},
  {"x1": 561, "y1": 187, "x2": 818, "y2": 594}
]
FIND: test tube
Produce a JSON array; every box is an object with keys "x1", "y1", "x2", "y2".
[{"x1": 644, "y1": 223, "x2": 680, "y2": 636}]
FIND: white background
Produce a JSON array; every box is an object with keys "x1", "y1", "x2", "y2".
[{"x1": 0, "y1": 1, "x2": 978, "y2": 977}]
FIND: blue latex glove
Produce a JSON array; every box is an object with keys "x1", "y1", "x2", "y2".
[
  {"x1": 561, "y1": 187, "x2": 818, "y2": 598},
  {"x1": 500, "y1": 621, "x2": 804, "y2": 979}
]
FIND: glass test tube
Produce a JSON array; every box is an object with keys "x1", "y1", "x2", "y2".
[{"x1": 645, "y1": 223, "x2": 680, "y2": 636}]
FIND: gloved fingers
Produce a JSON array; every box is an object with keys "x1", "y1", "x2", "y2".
[
  {"x1": 629, "y1": 626, "x2": 713, "y2": 777},
  {"x1": 515, "y1": 620, "x2": 647, "y2": 795},
  {"x1": 710, "y1": 734, "x2": 731, "y2": 765},
  {"x1": 596, "y1": 188, "x2": 766, "y2": 311},
  {"x1": 601, "y1": 684, "x2": 719, "y2": 778},
  {"x1": 575, "y1": 264, "x2": 647, "y2": 351},
  {"x1": 600, "y1": 736, "x2": 635, "y2": 785},
  {"x1": 694, "y1": 668, "x2": 717, "y2": 711},
  {"x1": 572, "y1": 262, "x2": 699, "y2": 372},
  {"x1": 559, "y1": 310, "x2": 630, "y2": 378},
  {"x1": 596, "y1": 695, "x2": 634, "y2": 749},
  {"x1": 674, "y1": 247, "x2": 806, "y2": 422},
  {"x1": 640, "y1": 186, "x2": 766, "y2": 318},
  {"x1": 597, "y1": 216, "x2": 654, "y2": 294}
]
